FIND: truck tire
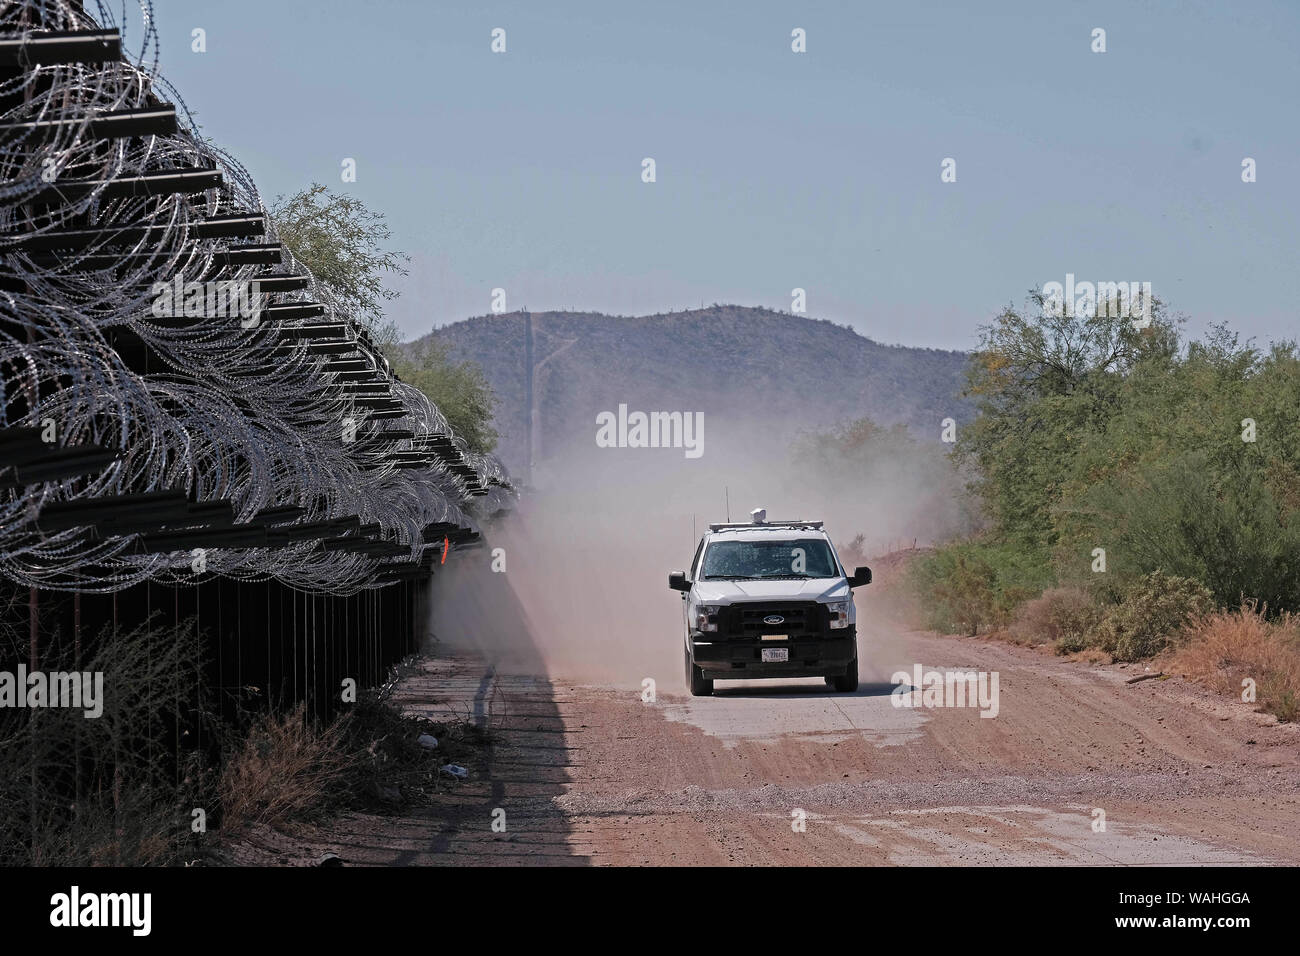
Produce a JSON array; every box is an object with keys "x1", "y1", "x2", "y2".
[
  {"x1": 827, "y1": 654, "x2": 858, "y2": 693},
  {"x1": 686, "y1": 645, "x2": 713, "y2": 696}
]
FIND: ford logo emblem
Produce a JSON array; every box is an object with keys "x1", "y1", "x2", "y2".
[{"x1": 763, "y1": 615, "x2": 784, "y2": 625}]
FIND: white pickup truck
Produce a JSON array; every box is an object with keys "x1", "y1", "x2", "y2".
[{"x1": 668, "y1": 510, "x2": 872, "y2": 696}]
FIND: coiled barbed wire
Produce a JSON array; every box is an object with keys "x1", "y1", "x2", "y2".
[{"x1": 1, "y1": 0, "x2": 513, "y2": 594}]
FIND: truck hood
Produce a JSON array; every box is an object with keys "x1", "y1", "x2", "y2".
[{"x1": 692, "y1": 578, "x2": 849, "y2": 604}]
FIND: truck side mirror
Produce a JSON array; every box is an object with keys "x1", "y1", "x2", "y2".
[
  {"x1": 668, "y1": 571, "x2": 692, "y2": 592},
  {"x1": 848, "y1": 566, "x2": 872, "y2": 588}
]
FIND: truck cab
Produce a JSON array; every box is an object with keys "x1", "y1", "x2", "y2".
[{"x1": 668, "y1": 509, "x2": 872, "y2": 696}]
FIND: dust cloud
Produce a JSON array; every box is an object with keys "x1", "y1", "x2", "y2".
[{"x1": 428, "y1": 417, "x2": 967, "y2": 691}]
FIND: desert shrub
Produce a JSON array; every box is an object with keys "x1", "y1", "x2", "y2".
[
  {"x1": 23, "y1": 784, "x2": 186, "y2": 867},
  {"x1": 1171, "y1": 606, "x2": 1300, "y2": 722},
  {"x1": 1095, "y1": 571, "x2": 1216, "y2": 661},
  {"x1": 217, "y1": 704, "x2": 353, "y2": 831},
  {"x1": 959, "y1": 307, "x2": 1300, "y2": 621},
  {"x1": 1007, "y1": 587, "x2": 1104, "y2": 652},
  {"x1": 216, "y1": 676, "x2": 485, "y2": 833},
  {"x1": 1080, "y1": 452, "x2": 1300, "y2": 613},
  {"x1": 909, "y1": 548, "x2": 997, "y2": 635},
  {"x1": 908, "y1": 541, "x2": 1053, "y2": 636},
  {"x1": 0, "y1": 615, "x2": 214, "y2": 866}
]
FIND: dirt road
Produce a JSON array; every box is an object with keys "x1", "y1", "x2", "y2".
[{"x1": 242, "y1": 621, "x2": 1300, "y2": 866}]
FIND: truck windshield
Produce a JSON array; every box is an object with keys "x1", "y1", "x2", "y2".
[{"x1": 701, "y1": 539, "x2": 839, "y2": 580}]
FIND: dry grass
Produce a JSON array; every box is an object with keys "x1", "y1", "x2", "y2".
[
  {"x1": 0, "y1": 613, "x2": 214, "y2": 866},
  {"x1": 29, "y1": 787, "x2": 181, "y2": 867},
  {"x1": 1170, "y1": 606, "x2": 1300, "y2": 722},
  {"x1": 1007, "y1": 587, "x2": 1103, "y2": 650},
  {"x1": 0, "y1": 606, "x2": 485, "y2": 864},
  {"x1": 215, "y1": 688, "x2": 495, "y2": 838},
  {"x1": 217, "y1": 704, "x2": 352, "y2": 831}
]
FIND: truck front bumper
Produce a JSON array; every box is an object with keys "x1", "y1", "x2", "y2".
[{"x1": 691, "y1": 626, "x2": 856, "y2": 679}]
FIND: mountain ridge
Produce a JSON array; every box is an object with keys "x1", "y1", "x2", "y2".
[{"x1": 406, "y1": 305, "x2": 971, "y2": 473}]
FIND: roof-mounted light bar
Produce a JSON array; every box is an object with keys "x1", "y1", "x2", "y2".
[{"x1": 707, "y1": 519, "x2": 824, "y2": 532}]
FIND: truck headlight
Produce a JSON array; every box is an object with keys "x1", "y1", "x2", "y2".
[
  {"x1": 694, "y1": 605, "x2": 720, "y2": 632},
  {"x1": 827, "y1": 601, "x2": 850, "y2": 629}
]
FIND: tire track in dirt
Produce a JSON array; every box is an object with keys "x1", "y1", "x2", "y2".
[
  {"x1": 259, "y1": 629, "x2": 1299, "y2": 866},
  {"x1": 546, "y1": 628, "x2": 1300, "y2": 865}
]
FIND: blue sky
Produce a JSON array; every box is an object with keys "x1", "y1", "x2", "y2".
[{"x1": 155, "y1": 0, "x2": 1299, "y2": 351}]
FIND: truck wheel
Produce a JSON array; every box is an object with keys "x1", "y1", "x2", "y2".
[
  {"x1": 685, "y1": 645, "x2": 713, "y2": 696},
  {"x1": 827, "y1": 655, "x2": 858, "y2": 693}
]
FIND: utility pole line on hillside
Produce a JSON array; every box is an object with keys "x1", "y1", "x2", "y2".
[{"x1": 524, "y1": 309, "x2": 533, "y2": 485}]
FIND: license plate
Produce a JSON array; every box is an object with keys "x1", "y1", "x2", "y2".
[{"x1": 762, "y1": 648, "x2": 789, "y2": 663}]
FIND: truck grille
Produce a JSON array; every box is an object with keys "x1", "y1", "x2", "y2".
[{"x1": 718, "y1": 602, "x2": 824, "y2": 639}]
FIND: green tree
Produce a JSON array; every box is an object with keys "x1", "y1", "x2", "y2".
[
  {"x1": 269, "y1": 185, "x2": 500, "y2": 454},
  {"x1": 268, "y1": 183, "x2": 409, "y2": 332},
  {"x1": 393, "y1": 337, "x2": 499, "y2": 455},
  {"x1": 918, "y1": 284, "x2": 1300, "y2": 632},
  {"x1": 958, "y1": 291, "x2": 1178, "y2": 548},
  {"x1": 1081, "y1": 452, "x2": 1300, "y2": 611},
  {"x1": 1055, "y1": 328, "x2": 1300, "y2": 611}
]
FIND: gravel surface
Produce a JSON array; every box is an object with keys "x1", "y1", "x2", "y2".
[{"x1": 224, "y1": 626, "x2": 1300, "y2": 866}]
